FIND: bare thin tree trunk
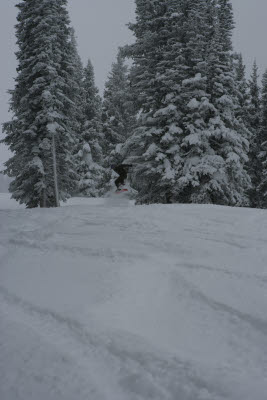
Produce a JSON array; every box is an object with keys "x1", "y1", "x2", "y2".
[
  {"x1": 52, "y1": 132, "x2": 60, "y2": 207},
  {"x1": 40, "y1": 188, "x2": 47, "y2": 208}
]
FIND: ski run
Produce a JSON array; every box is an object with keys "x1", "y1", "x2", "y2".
[{"x1": 0, "y1": 194, "x2": 266, "y2": 400}]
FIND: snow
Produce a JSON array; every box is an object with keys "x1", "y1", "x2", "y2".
[
  {"x1": 187, "y1": 98, "x2": 200, "y2": 109},
  {"x1": 154, "y1": 104, "x2": 177, "y2": 117},
  {"x1": 30, "y1": 156, "x2": 44, "y2": 173},
  {"x1": 83, "y1": 143, "x2": 91, "y2": 153},
  {"x1": 182, "y1": 73, "x2": 203, "y2": 86},
  {"x1": 47, "y1": 122, "x2": 60, "y2": 134},
  {"x1": 0, "y1": 193, "x2": 267, "y2": 400}
]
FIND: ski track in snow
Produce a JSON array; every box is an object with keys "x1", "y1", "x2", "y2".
[{"x1": 0, "y1": 193, "x2": 267, "y2": 399}]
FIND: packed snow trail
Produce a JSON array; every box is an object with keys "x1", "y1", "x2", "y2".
[{"x1": 0, "y1": 194, "x2": 267, "y2": 399}]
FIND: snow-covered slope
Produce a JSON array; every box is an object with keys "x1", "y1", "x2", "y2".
[{"x1": 0, "y1": 193, "x2": 266, "y2": 400}]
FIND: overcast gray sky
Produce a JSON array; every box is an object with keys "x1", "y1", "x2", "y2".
[{"x1": 1, "y1": 0, "x2": 266, "y2": 168}]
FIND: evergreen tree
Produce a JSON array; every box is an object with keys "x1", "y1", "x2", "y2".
[
  {"x1": 174, "y1": 0, "x2": 219, "y2": 204},
  {"x1": 123, "y1": 0, "x2": 186, "y2": 204},
  {"x1": 257, "y1": 70, "x2": 267, "y2": 208},
  {"x1": 232, "y1": 53, "x2": 249, "y2": 123},
  {"x1": 247, "y1": 61, "x2": 262, "y2": 207},
  {"x1": 69, "y1": 27, "x2": 85, "y2": 139},
  {"x1": 2, "y1": 0, "x2": 78, "y2": 208},
  {"x1": 76, "y1": 60, "x2": 113, "y2": 197},
  {"x1": 191, "y1": 0, "x2": 250, "y2": 205},
  {"x1": 248, "y1": 61, "x2": 261, "y2": 132},
  {"x1": 102, "y1": 52, "x2": 136, "y2": 165},
  {"x1": 82, "y1": 60, "x2": 103, "y2": 163},
  {"x1": 125, "y1": 0, "x2": 250, "y2": 205}
]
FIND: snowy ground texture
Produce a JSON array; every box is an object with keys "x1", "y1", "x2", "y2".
[{"x1": 0, "y1": 192, "x2": 267, "y2": 400}]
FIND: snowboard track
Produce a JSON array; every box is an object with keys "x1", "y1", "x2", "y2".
[{"x1": 0, "y1": 285, "x2": 230, "y2": 400}]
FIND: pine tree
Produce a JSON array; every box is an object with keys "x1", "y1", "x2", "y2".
[
  {"x1": 123, "y1": 0, "x2": 186, "y2": 204},
  {"x1": 2, "y1": 0, "x2": 78, "y2": 208},
  {"x1": 125, "y1": 0, "x2": 250, "y2": 205},
  {"x1": 174, "y1": 0, "x2": 220, "y2": 204},
  {"x1": 248, "y1": 61, "x2": 261, "y2": 132},
  {"x1": 82, "y1": 60, "x2": 103, "y2": 163},
  {"x1": 69, "y1": 27, "x2": 85, "y2": 140},
  {"x1": 76, "y1": 60, "x2": 113, "y2": 197},
  {"x1": 194, "y1": 0, "x2": 251, "y2": 205},
  {"x1": 247, "y1": 61, "x2": 262, "y2": 207},
  {"x1": 257, "y1": 70, "x2": 267, "y2": 207},
  {"x1": 232, "y1": 53, "x2": 249, "y2": 123},
  {"x1": 102, "y1": 52, "x2": 136, "y2": 166},
  {"x1": 68, "y1": 27, "x2": 89, "y2": 194}
]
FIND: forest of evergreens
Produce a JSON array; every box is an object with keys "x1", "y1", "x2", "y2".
[{"x1": 2, "y1": 0, "x2": 267, "y2": 208}]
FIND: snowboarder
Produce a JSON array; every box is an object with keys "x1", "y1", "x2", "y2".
[{"x1": 113, "y1": 164, "x2": 132, "y2": 193}]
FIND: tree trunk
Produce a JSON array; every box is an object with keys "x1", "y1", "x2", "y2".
[
  {"x1": 52, "y1": 132, "x2": 60, "y2": 207},
  {"x1": 40, "y1": 188, "x2": 47, "y2": 208}
]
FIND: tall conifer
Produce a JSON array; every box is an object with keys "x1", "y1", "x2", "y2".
[
  {"x1": 247, "y1": 61, "x2": 262, "y2": 207},
  {"x1": 124, "y1": 0, "x2": 185, "y2": 204},
  {"x1": 102, "y1": 52, "x2": 136, "y2": 166},
  {"x1": 125, "y1": 0, "x2": 250, "y2": 205},
  {"x1": 257, "y1": 70, "x2": 267, "y2": 207},
  {"x1": 69, "y1": 28, "x2": 85, "y2": 140},
  {"x1": 76, "y1": 60, "x2": 113, "y2": 197},
  {"x1": 196, "y1": 0, "x2": 250, "y2": 205},
  {"x1": 175, "y1": 0, "x2": 219, "y2": 203},
  {"x1": 2, "y1": 0, "x2": 77, "y2": 207},
  {"x1": 82, "y1": 60, "x2": 103, "y2": 163},
  {"x1": 233, "y1": 53, "x2": 249, "y2": 123}
]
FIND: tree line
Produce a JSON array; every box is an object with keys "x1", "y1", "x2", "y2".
[{"x1": 2, "y1": 0, "x2": 267, "y2": 208}]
